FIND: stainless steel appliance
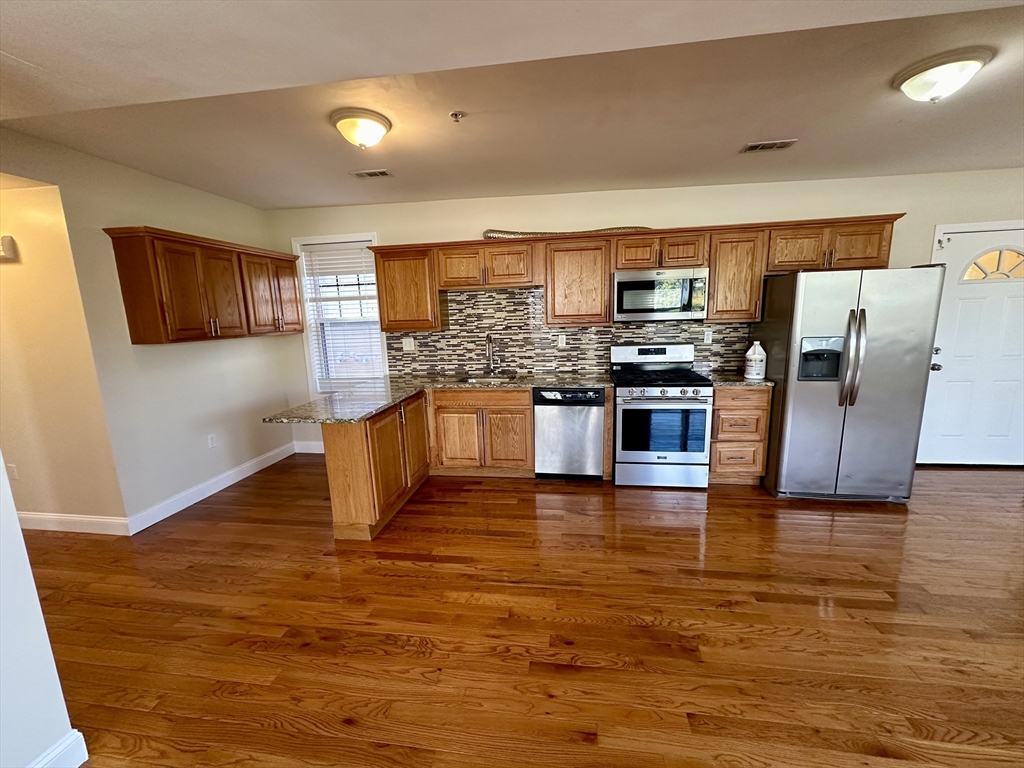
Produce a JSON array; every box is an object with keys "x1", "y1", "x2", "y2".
[
  {"x1": 533, "y1": 388, "x2": 605, "y2": 479},
  {"x1": 758, "y1": 267, "x2": 944, "y2": 503},
  {"x1": 613, "y1": 268, "x2": 709, "y2": 322},
  {"x1": 610, "y1": 344, "x2": 714, "y2": 487}
]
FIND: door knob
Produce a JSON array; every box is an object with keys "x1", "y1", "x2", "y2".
[{"x1": 930, "y1": 363, "x2": 942, "y2": 371}]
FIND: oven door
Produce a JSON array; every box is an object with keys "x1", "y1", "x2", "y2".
[
  {"x1": 616, "y1": 399, "x2": 712, "y2": 464},
  {"x1": 613, "y1": 268, "x2": 707, "y2": 322}
]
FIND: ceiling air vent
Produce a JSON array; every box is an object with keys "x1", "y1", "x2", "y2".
[
  {"x1": 349, "y1": 169, "x2": 392, "y2": 178},
  {"x1": 741, "y1": 139, "x2": 798, "y2": 153}
]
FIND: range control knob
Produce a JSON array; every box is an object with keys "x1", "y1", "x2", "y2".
[
  {"x1": 679, "y1": 388, "x2": 687, "y2": 396},
  {"x1": 660, "y1": 388, "x2": 668, "y2": 396},
  {"x1": 628, "y1": 388, "x2": 636, "y2": 396},
  {"x1": 640, "y1": 388, "x2": 647, "y2": 396},
  {"x1": 692, "y1": 388, "x2": 701, "y2": 396}
]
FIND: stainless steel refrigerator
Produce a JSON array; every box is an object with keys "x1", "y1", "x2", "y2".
[{"x1": 758, "y1": 267, "x2": 944, "y2": 502}]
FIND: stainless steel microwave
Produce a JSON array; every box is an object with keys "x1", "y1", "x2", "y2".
[{"x1": 613, "y1": 267, "x2": 709, "y2": 322}]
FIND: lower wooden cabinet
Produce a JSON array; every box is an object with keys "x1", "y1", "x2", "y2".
[
  {"x1": 431, "y1": 389, "x2": 534, "y2": 476},
  {"x1": 321, "y1": 391, "x2": 430, "y2": 539},
  {"x1": 709, "y1": 385, "x2": 772, "y2": 485}
]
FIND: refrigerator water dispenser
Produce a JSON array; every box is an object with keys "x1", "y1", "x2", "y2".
[{"x1": 798, "y1": 337, "x2": 845, "y2": 381}]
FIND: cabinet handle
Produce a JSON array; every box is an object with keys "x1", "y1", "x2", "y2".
[
  {"x1": 214, "y1": 318, "x2": 221, "y2": 336},
  {"x1": 399, "y1": 405, "x2": 405, "y2": 424},
  {"x1": 482, "y1": 266, "x2": 488, "y2": 284},
  {"x1": 209, "y1": 318, "x2": 216, "y2": 336}
]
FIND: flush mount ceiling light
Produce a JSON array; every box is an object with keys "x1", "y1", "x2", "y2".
[
  {"x1": 892, "y1": 47, "x2": 995, "y2": 103},
  {"x1": 329, "y1": 108, "x2": 392, "y2": 148}
]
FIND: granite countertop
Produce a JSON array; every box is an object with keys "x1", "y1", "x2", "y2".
[
  {"x1": 263, "y1": 372, "x2": 614, "y2": 424},
  {"x1": 709, "y1": 372, "x2": 775, "y2": 387}
]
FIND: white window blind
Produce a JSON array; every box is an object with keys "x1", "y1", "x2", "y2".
[{"x1": 300, "y1": 240, "x2": 386, "y2": 391}]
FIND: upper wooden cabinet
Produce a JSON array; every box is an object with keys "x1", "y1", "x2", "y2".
[
  {"x1": 707, "y1": 230, "x2": 768, "y2": 323},
  {"x1": 436, "y1": 244, "x2": 535, "y2": 288},
  {"x1": 546, "y1": 240, "x2": 611, "y2": 326},
  {"x1": 767, "y1": 221, "x2": 893, "y2": 273},
  {"x1": 614, "y1": 233, "x2": 709, "y2": 270},
  {"x1": 241, "y1": 255, "x2": 304, "y2": 336},
  {"x1": 376, "y1": 248, "x2": 445, "y2": 332},
  {"x1": 105, "y1": 226, "x2": 301, "y2": 344}
]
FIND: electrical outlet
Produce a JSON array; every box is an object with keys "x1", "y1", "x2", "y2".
[
  {"x1": 704, "y1": 330, "x2": 713, "y2": 344},
  {"x1": 5, "y1": 463, "x2": 17, "y2": 480},
  {"x1": 207, "y1": 434, "x2": 217, "y2": 449},
  {"x1": 402, "y1": 337, "x2": 416, "y2": 352},
  {"x1": 557, "y1": 334, "x2": 567, "y2": 348}
]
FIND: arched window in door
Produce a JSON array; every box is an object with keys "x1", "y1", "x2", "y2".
[{"x1": 961, "y1": 248, "x2": 1024, "y2": 281}]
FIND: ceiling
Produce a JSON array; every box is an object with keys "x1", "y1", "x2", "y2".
[
  {"x1": 1, "y1": 0, "x2": 1015, "y2": 120},
  {"x1": 1, "y1": 3, "x2": 1022, "y2": 209}
]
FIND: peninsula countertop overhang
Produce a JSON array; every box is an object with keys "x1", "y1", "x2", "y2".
[{"x1": 263, "y1": 372, "x2": 772, "y2": 425}]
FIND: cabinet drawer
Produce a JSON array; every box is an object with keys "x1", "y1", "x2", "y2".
[
  {"x1": 713, "y1": 387, "x2": 771, "y2": 409},
  {"x1": 432, "y1": 388, "x2": 531, "y2": 408},
  {"x1": 712, "y1": 410, "x2": 767, "y2": 441},
  {"x1": 710, "y1": 442, "x2": 765, "y2": 473}
]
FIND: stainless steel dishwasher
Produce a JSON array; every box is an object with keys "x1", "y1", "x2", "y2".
[{"x1": 533, "y1": 387, "x2": 605, "y2": 479}]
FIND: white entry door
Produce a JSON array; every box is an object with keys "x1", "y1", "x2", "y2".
[{"x1": 918, "y1": 223, "x2": 1024, "y2": 465}]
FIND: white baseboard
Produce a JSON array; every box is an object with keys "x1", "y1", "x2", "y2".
[
  {"x1": 28, "y1": 729, "x2": 88, "y2": 768},
  {"x1": 294, "y1": 440, "x2": 325, "y2": 453},
  {"x1": 126, "y1": 442, "x2": 296, "y2": 534},
  {"x1": 18, "y1": 511, "x2": 130, "y2": 536}
]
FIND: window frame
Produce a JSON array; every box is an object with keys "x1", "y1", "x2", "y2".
[{"x1": 291, "y1": 233, "x2": 386, "y2": 398}]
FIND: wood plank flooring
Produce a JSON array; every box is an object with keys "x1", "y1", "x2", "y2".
[{"x1": 22, "y1": 456, "x2": 1024, "y2": 768}]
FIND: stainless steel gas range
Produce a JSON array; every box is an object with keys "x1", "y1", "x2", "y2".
[{"x1": 610, "y1": 344, "x2": 714, "y2": 488}]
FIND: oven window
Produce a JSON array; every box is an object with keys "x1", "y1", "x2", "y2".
[{"x1": 621, "y1": 408, "x2": 707, "y2": 453}]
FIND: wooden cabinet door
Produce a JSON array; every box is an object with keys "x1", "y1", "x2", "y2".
[
  {"x1": 154, "y1": 239, "x2": 211, "y2": 341},
  {"x1": 766, "y1": 227, "x2": 829, "y2": 273},
  {"x1": 241, "y1": 255, "x2": 280, "y2": 335},
  {"x1": 272, "y1": 259, "x2": 304, "y2": 332},
  {"x1": 377, "y1": 249, "x2": 441, "y2": 331},
  {"x1": 545, "y1": 240, "x2": 611, "y2": 326},
  {"x1": 614, "y1": 237, "x2": 659, "y2": 270},
  {"x1": 367, "y1": 406, "x2": 408, "y2": 520},
  {"x1": 435, "y1": 408, "x2": 483, "y2": 467},
  {"x1": 401, "y1": 393, "x2": 430, "y2": 487},
  {"x1": 711, "y1": 410, "x2": 768, "y2": 442},
  {"x1": 710, "y1": 442, "x2": 765, "y2": 474},
  {"x1": 484, "y1": 244, "x2": 533, "y2": 286},
  {"x1": 829, "y1": 222, "x2": 892, "y2": 270},
  {"x1": 200, "y1": 248, "x2": 247, "y2": 337},
  {"x1": 483, "y1": 408, "x2": 533, "y2": 469},
  {"x1": 437, "y1": 247, "x2": 484, "y2": 288},
  {"x1": 707, "y1": 230, "x2": 767, "y2": 323},
  {"x1": 661, "y1": 233, "x2": 709, "y2": 267}
]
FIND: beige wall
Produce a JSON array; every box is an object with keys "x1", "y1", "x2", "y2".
[
  {"x1": 0, "y1": 455, "x2": 84, "y2": 767},
  {"x1": 0, "y1": 129, "x2": 309, "y2": 518},
  {"x1": 0, "y1": 184, "x2": 127, "y2": 522},
  {"x1": 265, "y1": 168, "x2": 1024, "y2": 270}
]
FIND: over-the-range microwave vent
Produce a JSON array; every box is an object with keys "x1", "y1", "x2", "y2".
[
  {"x1": 741, "y1": 139, "x2": 798, "y2": 153},
  {"x1": 349, "y1": 169, "x2": 392, "y2": 178}
]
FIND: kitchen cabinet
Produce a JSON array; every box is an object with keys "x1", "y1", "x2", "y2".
[
  {"x1": 767, "y1": 221, "x2": 893, "y2": 273},
  {"x1": 242, "y1": 254, "x2": 303, "y2": 335},
  {"x1": 436, "y1": 244, "x2": 535, "y2": 288},
  {"x1": 613, "y1": 233, "x2": 709, "y2": 270},
  {"x1": 431, "y1": 389, "x2": 534, "y2": 476},
  {"x1": 105, "y1": 226, "x2": 301, "y2": 344},
  {"x1": 545, "y1": 240, "x2": 611, "y2": 326},
  {"x1": 321, "y1": 391, "x2": 430, "y2": 540},
  {"x1": 707, "y1": 230, "x2": 768, "y2": 323},
  {"x1": 376, "y1": 248, "x2": 446, "y2": 331},
  {"x1": 709, "y1": 386, "x2": 771, "y2": 485}
]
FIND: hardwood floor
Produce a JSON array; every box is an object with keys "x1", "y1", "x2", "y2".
[{"x1": 22, "y1": 456, "x2": 1024, "y2": 768}]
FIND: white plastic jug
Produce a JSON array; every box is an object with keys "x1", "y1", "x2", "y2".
[{"x1": 744, "y1": 341, "x2": 766, "y2": 380}]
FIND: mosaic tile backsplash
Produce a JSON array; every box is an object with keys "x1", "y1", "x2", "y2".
[{"x1": 385, "y1": 288, "x2": 753, "y2": 377}]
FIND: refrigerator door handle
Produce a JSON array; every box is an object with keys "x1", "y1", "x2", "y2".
[
  {"x1": 839, "y1": 309, "x2": 857, "y2": 406},
  {"x1": 849, "y1": 308, "x2": 868, "y2": 406}
]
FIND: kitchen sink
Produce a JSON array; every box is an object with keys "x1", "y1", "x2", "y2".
[{"x1": 457, "y1": 375, "x2": 517, "y2": 384}]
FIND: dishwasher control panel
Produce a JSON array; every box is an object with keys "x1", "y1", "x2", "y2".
[{"x1": 533, "y1": 388, "x2": 605, "y2": 405}]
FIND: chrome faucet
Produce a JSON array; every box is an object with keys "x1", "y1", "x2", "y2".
[{"x1": 486, "y1": 333, "x2": 496, "y2": 375}]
